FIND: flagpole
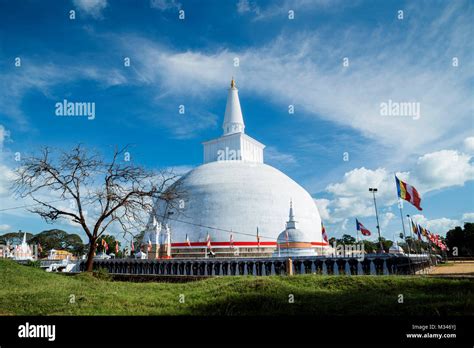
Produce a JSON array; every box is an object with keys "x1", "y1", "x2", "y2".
[
  {"x1": 369, "y1": 188, "x2": 383, "y2": 253},
  {"x1": 407, "y1": 214, "x2": 422, "y2": 273},
  {"x1": 397, "y1": 198, "x2": 413, "y2": 274}
]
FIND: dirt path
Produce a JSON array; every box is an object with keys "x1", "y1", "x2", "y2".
[{"x1": 429, "y1": 261, "x2": 474, "y2": 277}]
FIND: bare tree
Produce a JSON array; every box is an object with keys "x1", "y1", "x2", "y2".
[{"x1": 12, "y1": 145, "x2": 183, "y2": 272}]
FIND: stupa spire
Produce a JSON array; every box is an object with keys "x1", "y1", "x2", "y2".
[
  {"x1": 222, "y1": 77, "x2": 245, "y2": 135},
  {"x1": 286, "y1": 200, "x2": 297, "y2": 229}
]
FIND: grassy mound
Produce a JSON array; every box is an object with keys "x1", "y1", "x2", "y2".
[{"x1": 0, "y1": 259, "x2": 472, "y2": 316}]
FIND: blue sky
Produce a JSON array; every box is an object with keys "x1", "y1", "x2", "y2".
[{"x1": 0, "y1": 0, "x2": 473, "y2": 243}]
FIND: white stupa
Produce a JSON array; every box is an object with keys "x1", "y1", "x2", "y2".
[
  {"x1": 273, "y1": 201, "x2": 317, "y2": 257},
  {"x1": 11, "y1": 231, "x2": 34, "y2": 261},
  {"x1": 146, "y1": 79, "x2": 325, "y2": 258}
]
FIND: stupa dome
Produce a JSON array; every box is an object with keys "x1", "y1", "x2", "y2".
[{"x1": 155, "y1": 161, "x2": 322, "y2": 247}]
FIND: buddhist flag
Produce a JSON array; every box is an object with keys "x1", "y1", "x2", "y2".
[
  {"x1": 416, "y1": 225, "x2": 423, "y2": 241},
  {"x1": 147, "y1": 239, "x2": 152, "y2": 252},
  {"x1": 37, "y1": 243, "x2": 43, "y2": 253},
  {"x1": 256, "y1": 227, "x2": 260, "y2": 247},
  {"x1": 185, "y1": 234, "x2": 191, "y2": 247},
  {"x1": 395, "y1": 176, "x2": 422, "y2": 211},
  {"x1": 102, "y1": 239, "x2": 108, "y2": 252},
  {"x1": 206, "y1": 233, "x2": 211, "y2": 249},
  {"x1": 131, "y1": 240, "x2": 135, "y2": 252},
  {"x1": 321, "y1": 222, "x2": 328, "y2": 244},
  {"x1": 356, "y1": 219, "x2": 371, "y2": 236},
  {"x1": 115, "y1": 241, "x2": 119, "y2": 254},
  {"x1": 230, "y1": 233, "x2": 234, "y2": 248},
  {"x1": 421, "y1": 227, "x2": 428, "y2": 237},
  {"x1": 411, "y1": 220, "x2": 417, "y2": 235}
]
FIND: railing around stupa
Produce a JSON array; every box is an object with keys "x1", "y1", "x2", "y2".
[{"x1": 79, "y1": 254, "x2": 434, "y2": 276}]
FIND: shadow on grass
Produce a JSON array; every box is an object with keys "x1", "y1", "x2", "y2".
[{"x1": 186, "y1": 276, "x2": 474, "y2": 316}]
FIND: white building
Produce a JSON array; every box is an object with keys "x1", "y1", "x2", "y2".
[{"x1": 144, "y1": 79, "x2": 326, "y2": 258}]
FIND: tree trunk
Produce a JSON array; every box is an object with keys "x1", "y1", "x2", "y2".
[{"x1": 85, "y1": 239, "x2": 97, "y2": 272}]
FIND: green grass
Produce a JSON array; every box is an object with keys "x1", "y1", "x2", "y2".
[{"x1": 0, "y1": 259, "x2": 472, "y2": 316}]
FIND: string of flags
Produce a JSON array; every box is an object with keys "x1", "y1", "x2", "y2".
[{"x1": 410, "y1": 220, "x2": 448, "y2": 250}]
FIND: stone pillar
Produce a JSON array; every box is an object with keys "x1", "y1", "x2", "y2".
[
  {"x1": 345, "y1": 260, "x2": 351, "y2": 275},
  {"x1": 311, "y1": 261, "x2": 316, "y2": 274},
  {"x1": 286, "y1": 258, "x2": 293, "y2": 276},
  {"x1": 252, "y1": 262, "x2": 257, "y2": 276},
  {"x1": 322, "y1": 260, "x2": 327, "y2": 275},
  {"x1": 300, "y1": 262, "x2": 305, "y2": 275},
  {"x1": 234, "y1": 262, "x2": 240, "y2": 276},
  {"x1": 333, "y1": 261, "x2": 339, "y2": 275},
  {"x1": 261, "y1": 262, "x2": 266, "y2": 276},
  {"x1": 227, "y1": 263, "x2": 231, "y2": 276},
  {"x1": 383, "y1": 259, "x2": 389, "y2": 275},
  {"x1": 271, "y1": 262, "x2": 276, "y2": 275},
  {"x1": 243, "y1": 262, "x2": 248, "y2": 275},
  {"x1": 204, "y1": 263, "x2": 208, "y2": 276},
  {"x1": 357, "y1": 261, "x2": 364, "y2": 275},
  {"x1": 370, "y1": 260, "x2": 376, "y2": 275}
]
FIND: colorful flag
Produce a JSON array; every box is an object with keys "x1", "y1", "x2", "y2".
[
  {"x1": 256, "y1": 227, "x2": 260, "y2": 248},
  {"x1": 416, "y1": 225, "x2": 423, "y2": 241},
  {"x1": 115, "y1": 241, "x2": 119, "y2": 254},
  {"x1": 421, "y1": 227, "x2": 428, "y2": 237},
  {"x1": 131, "y1": 240, "x2": 135, "y2": 252},
  {"x1": 38, "y1": 243, "x2": 43, "y2": 253},
  {"x1": 185, "y1": 234, "x2": 191, "y2": 247},
  {"x1": 230, "y1": 233, "x2": 234, "y2": 248},
  {"x1": 395, "y1": 176, "x2": 422, "y2": 211},
  {"x1": 147, "y1": 239, "x2": 152, "y2": 252},
  {"x1": 411, "y1": 220, "x2": 418, "y2": 235},
  {"x1": 321, "y1": 222, "x2": 328, "y2": 244},
  {"x1": 356, "y1": 219, "x2": 371, "y2": 236},
  {"x1": 102, "y1": 239, "x2": 108, "y2": 252}
]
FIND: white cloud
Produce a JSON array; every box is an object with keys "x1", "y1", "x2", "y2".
[
  {"x1": 0, "y1": 63, "x2": 126, "y2": 125},
  {"x1": 319, "y1": 143, "x2": 473, "y2": 224},
  {"x1": 414, "y1": 150, "x2": 474, "y2": 192},
  {"x1": 150, "y1": 0, "x2": 181, "y2": 11},
  {"x1": 120, "y1": 2, "x2": 472, "y2": 157},
  {"x1": 314, "y1": 198, "x2": 330, "y2": 221},
  {"x1": 464, "y1": 137, "x2": 474, "y2": 153},
  {"x1": 265, "y1": 146, "x2": 297, "y2": 166},
  {"x1": 411, "y1": 214, "x2": 460, "y2": 234},
  {"x1": 0, "y1": 224, "x2": 11, "y2": 232},
  {"x1": 380, "y1": 212, "x2": 395, "y2": 229},
  {"x1": 0, "y1": 125, "x2": 9, "y2": 149},
  {"x1": 73, "y1": 0, "x2": 108, "y2": 19},
  {"x1": 462, "y1": 212, "x2": 474, "y2": 222},
  {"x1": 237, "y1": 0, "x2": 260, "y2": 15}
]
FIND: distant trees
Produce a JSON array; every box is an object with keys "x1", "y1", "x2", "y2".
[
  {"x1": 0, "y1": 231, "x2": 33, "y2": 245},
  {"x1": 0, "y1": 229, "x2": 85, "y2": 258},
  {"x1": 28, "y1": 229, "x2": 85, "y2": 258},
  {"x1": 445, "y1": 223, "x2": 474, "y2": 256}
]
